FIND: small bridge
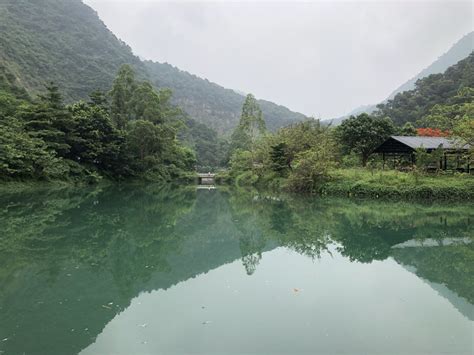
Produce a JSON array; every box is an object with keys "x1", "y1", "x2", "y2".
[{"x1": 197, "y1": 173, "x2": 216, "y2": 185}]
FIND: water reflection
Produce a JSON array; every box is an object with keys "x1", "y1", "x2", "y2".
[{"x1": 0, "y1": 185, "x2": 472, "y2": 354}]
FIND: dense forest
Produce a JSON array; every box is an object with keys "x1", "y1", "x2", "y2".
[
  {"x1": 375, "y1": 53, "x2": 474, "y2": 125},
  {"x1": 0, "y1": 65, "x2": 197, "y2": 182},
  {"x1": 0, "y1": 0, "x2": 306, "y2": 135}
]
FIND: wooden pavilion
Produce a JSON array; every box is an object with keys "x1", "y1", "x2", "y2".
[{"x1": 373, "y1": 136, "x2": 471, "y2": 172}]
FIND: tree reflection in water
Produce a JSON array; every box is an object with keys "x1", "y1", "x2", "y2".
[{"x1": 0, "y1": 185, "x2": 472, "y2": 354}]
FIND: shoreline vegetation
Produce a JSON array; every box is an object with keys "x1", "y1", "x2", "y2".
[
  {"x1": 215, "y1": 168, "x2": 474, "y2": 201},
  {"x1": 1, "y1": 168, "x2": 473, "y2": 202},
  {"x1": 1, "y1": 58, "x2": 473, "y2": 201}
]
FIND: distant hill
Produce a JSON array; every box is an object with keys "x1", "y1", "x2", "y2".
[
  {"x1": 376, "y1": 52, "x2": 474, "y2": 125},
  {"x1": 387, "y1": 32, "x2": 474, "y2": 99},
  {"x1": 0, "y1": 0, "x2": 306, "y2": 134},
  {"x1": 144, "y1": 61, "x2": 306, "y2": 133},
  {"x1": 326, "y1": 31, "x2": 474, "y2": 125}
]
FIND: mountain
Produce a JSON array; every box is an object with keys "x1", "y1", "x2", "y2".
[
  {"x1": 0, "y1": 0, "x2": 306, "y2": 134},
  {"x1": 326, "y1": 31, "x2": 474, "y2": 125},
  {"x1": 387, "y1": 32, "x2": 474, "y2": 99},
  {"x1": 376, "y1": 53, "x2": 474, "y2": 125},
  {"x1": 144, "y1": 61, "x2": 306, "y2": 133}
]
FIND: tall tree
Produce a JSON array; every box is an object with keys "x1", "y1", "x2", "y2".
[
  {"x1": 229, "y1": 94, "x2": 266, "y2": 163},
  {"x1": 21, "y1": 83, "x2": 75, "y2": 158},
  {"x1": 109, "y1": 65, "x2": 137, "y2": 129},
  {"x1": 336, "y1": 113, "x2": 395, "y2": 166},
  {"x1": 239, "y1": 94, "x2": 266, "y2": 146}
]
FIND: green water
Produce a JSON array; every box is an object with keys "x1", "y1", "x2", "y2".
[{"x1": 0, "y1": 185, "x2": 473, "y2": 355}]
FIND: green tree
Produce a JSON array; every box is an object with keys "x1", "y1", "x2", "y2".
[
  {"x1": 337, "y1": 113, "x2": 395, "y2": 166},
  {"x1": 109, "y1": 65, "x2": 137, "y2": 129},
  {"x1": 286, "y1": 133, "x2": 337, "y2": 192},
  {"x1": 68, "y1": 99, "x2": 125, "y2": 175},
  {"x1": 0, "y1": 115, "x2": 66, "y2": 180},
  {"x1": 399, "y1": 122, "x2": 417, "y2": 136},
  {"x1": 20, "y1": 83, "x2": 75, "y2": 158},
  {"x1": 269, "y1": 142, "x2": 289, "y2": 175},
  {"x1": 230, "y1": 94, "x2": 266, "y2": 156}
]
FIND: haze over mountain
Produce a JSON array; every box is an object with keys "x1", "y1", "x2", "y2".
[
  {"x1": 0, "y1": 0, "x2": 306, "y2": 134},
  {"x1": 327, "y1": 32, "x2": 474, "y2": 125},
  {"x1": 84, "y1": 0, "x2": 473, "y2": 118}
]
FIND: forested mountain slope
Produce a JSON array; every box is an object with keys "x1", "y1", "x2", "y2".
[
  {"x1": 376, "y1": 52, "x2": 474, "y2": 125},
  {"x1": 327, "y1": 32, "x2": 474, "y2": 124},
  {"x1": 387, "y1": 31, "x2": 474, "y2": 100},
  {"x1": 144, "y1": 61, "x2": 306, "y2": 133},
  {"x1": 0, "y1": 0, "x2": 306, "y2": 134}
]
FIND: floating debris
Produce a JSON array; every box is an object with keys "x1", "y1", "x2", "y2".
[
  {"x1": 2, "y1": 338, "x2": 8, "y2": 342},
  {"x1": 202, "y1": 321, "x2": 212, "y2": 325},
  {"x1": 101, "y1": 305, "x2": 112, "y2": 310},
  {"x1": 138, "y1": 323, "x2": 148, "y2": 328},
  {"x1": 141, "y1": 340, "x2": 148, "y2": 345}
]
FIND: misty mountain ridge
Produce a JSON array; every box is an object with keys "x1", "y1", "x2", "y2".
[
  {"x1": 0, "y1": 0, "x2": 306, "y2": 134},
  {"x1": 326, "y1": 31, "x2": 474, "y2": 125}
]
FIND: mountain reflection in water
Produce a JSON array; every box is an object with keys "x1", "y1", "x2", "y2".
[{"x1": 0, "y1": 185, "x2": 472, "y2": 355}]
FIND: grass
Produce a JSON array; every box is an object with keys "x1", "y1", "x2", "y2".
[{"x1": 321, "y1": 168, "x2": 474, "y2": 200}]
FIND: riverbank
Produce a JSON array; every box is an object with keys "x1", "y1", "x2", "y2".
[
  {"x1": 1, "y1": 168, "x2": 472, "y2": 201},
  {"x1": 320, "y1": 169, "x2": 474, "y2": 200},
  {"x1": 217, "y1": 168, "x2": 474, "y2": 201}
]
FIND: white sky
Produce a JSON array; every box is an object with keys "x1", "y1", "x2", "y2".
[{"x1": 83, "y1": 0, "x2": 473, "y2": 118}]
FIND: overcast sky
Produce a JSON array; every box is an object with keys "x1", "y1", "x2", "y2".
[{"x1": 83, "y1": 0, "x2": 473, "y2": 118}]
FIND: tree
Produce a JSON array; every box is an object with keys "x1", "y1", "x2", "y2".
[
  {"x1": 20, "y1": 83, "x2": 75, "y2": 158},
  {"x1": 274, "y1": 120, "x2": 326, "y2": 170},
  {"x1": 286, "y1": 133, "x2": 337, "y2": 192},
  {"x1": 269, "y1": 142, "x2": 288, "y2": 175},
  {"x1": 109, "y1": 65, "x2": 137, "y2": 129},
  {"x1": 336, "y1": 113, "x2": 395, "y2": 166},
  {"x1": 67, "y1": 99, "x2": 125, "y2": 175},
  {"x1": 398, "y1": 122, "x2": 417, "y2": 136},
  {"x1": 240, "y1": 94, "x2": 266, "y2": 142},
  {"x1": 418, "y1": 87, "x2": 474, "y2": 131},
  {"x1": 0, "y1": 115, "x2": 67, "y2": 180},
  {"x1": 230, "y1": 94, "x2": 266, "y2": 155}
]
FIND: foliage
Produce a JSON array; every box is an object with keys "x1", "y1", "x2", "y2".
[
  {"x1": 321, "y1": 168, "x2": 474, "y2": 200},
  {"x1": 230, "y1": 94, "x2": 266, "y2": 153},
  {"x1": 414, "y1": 147, "x2": 443, "y2": 172},
  {"x1": 269, "y1": 142, "x2": 289, "y2": 174},
  {"x1": 229, "y1": 117, "x2": 338, "y2": 192},
  {"x1": 376, "y1": 53, "x2": 474, "y2": 125},
  {"x1": 285, "y1": 138, "x2": 337, "y2": 193},
  {"x1": 0, "y1": 0, "x2": 305, "y2": 136},
  {"x1": 144, "y1": 62, "x2": 307, "y2": 134},
  {"x1": 398, "y1": 122, "x2": 417, "y2": 136},
  {"x1": 336, "y1": 113, "x2": 396, "y2": 166},
  {"x1": 180, "y1": 117, "x2": 229, "y2": 171},
  {"x1": 418, "y1": 87, "x2": 474, "y2": 149},
  {"x1": 0, "y1": 66, "x2": 195, "y2": 182}
]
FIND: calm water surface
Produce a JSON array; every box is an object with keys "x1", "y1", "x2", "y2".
[{"x1": 0, "y1": 185, "x2": 473, "y2": 355}]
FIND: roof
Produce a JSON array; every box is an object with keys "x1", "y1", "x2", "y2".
[{"x1": 389, "y1": 136, "x2": 469, "y2": 150}]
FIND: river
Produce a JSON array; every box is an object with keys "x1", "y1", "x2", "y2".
[{"x1": 0, "y1": 184, "x2": 472, "y2": 355}]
